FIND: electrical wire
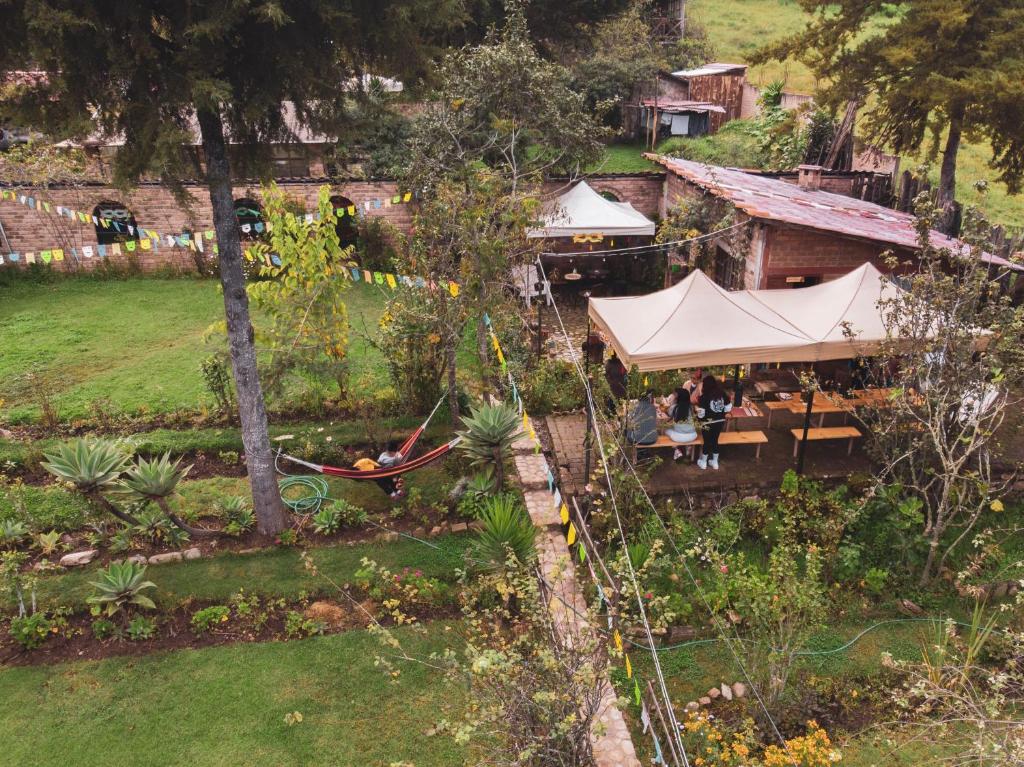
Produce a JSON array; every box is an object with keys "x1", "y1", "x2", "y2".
[
  {"x1": 536, "y1": 254, "x2": 800, "y2": 760},
  {"x1": 532, "y1": 260, "x2": 694, "y2": 765},
  {"x1": 538, "y1": 221, "x2": 749, "y2": 258}
]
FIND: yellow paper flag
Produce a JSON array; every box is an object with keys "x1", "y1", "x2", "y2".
[
  {"x1": 402, "y1": 192, "x2": 412, "y2": 203},
  {"x1": 386, "y1": 273, "x2": 397, "y2": 289},
  {"x1": 52, "y1": 249, "x2": 64, "y2": 262},
  {"x1": 448, "y1": 281, "x2": 459, "y2": 298},
  {"x1": 566, "y1": 522, "x2": 577, "y2": 546},
  {"x1": 140, "y1": 238, "x2": 152, "y2": 251},
  {"x1": 613, "y1": 630, "x2": 623, "y2": 653},
  {"x1": 625, "y1": 654, "x2": 633, "y2": 679},
  {"x1": 559, "y1": 503, "x2": 569, "y2": 525}
]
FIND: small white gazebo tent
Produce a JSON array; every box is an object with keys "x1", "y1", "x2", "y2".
[{"x1": 528, "y1": 180, "x2": 656, "y2": 239}]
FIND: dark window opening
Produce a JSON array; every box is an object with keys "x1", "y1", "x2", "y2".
[
  {"x1": 234, "y1": 198, "x2": 264, "y2": 240},
  {"x1": 599, "y1": 190, "x2": 621, "y2": 202},
  {"x1": 93, "y1": 201, "x2": 139, "y2": 245},
  {"x1": 329, "y1": 195, "x2": 359, "y2": 251}
]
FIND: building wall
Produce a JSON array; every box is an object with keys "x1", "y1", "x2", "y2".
[
  {"x1": 2, "y1": 174, "x2": 665, "y2": 273},
  {"x1": 686, "y1": 73, "x2": 746, "y2": 132},
  {"x1": 761, "y1": 226, "x2": 911, "y2": 288}
]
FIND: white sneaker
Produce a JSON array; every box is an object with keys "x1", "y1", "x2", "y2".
[
  {"x1": 709, "y1": 454, "x2": 719, "y2": 470},
  {"x1": 696, "y1": 455, "x2": 708, "y2": 470},
  {"x1": 672, "y1": 448, "x2": 683, "y2": 461}
]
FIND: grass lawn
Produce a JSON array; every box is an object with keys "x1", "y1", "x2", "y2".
[
  {"x1": 0, "y1": 278, "x2": 391, "y2": 424},
  {"x1": 589, "y1": 144, "x2": 658, "y2": 174},
  {"x1": 0, "y1": 624, "x2": 466, "y2": 767},
  {"x1": 26, "y1": 532, "x2": 471, "y2": 610}
]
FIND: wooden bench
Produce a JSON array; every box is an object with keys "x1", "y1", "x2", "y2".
[
  {"x1": 633, "y1": 430, "x2": 769, "y2": 461},
  {"x1": 790, "y1": 426, "x2": 862, "y2": 457}
]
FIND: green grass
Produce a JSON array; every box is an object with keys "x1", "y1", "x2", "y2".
[
  {"x1": 1, "y1": 459, "x2": 457, "y2": 531},
  {"x1": 0, "y1": 278, "x2": 391, "y2": 424},
  {"x1": 589, "y1": 144, "x2": 658, "y2": 174},
  {"x1": 0, "y1": 624, "x2": 465, "y2": 767},
  {"x1": 26, "y1": 533, "x2": 472, "y2": 610}
]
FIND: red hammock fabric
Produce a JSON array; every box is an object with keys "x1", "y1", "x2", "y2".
[{"x1": 320, "y1": 438, "x2": 461, "y2": 480}]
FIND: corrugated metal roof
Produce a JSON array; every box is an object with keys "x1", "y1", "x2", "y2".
[
  {"x1": 671, "y1": 62, "x2": 748, "y2": 78},
  {"x1": 640, "y1": 99, "x2": 727, "y2": 114},
  {"x1": 653, "y1": 155, "x2": 1013, "y2": 267}
]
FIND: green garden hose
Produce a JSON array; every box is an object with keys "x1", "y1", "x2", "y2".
[{"x1": 278, "y1": 474, "x2": 332, "y2": 515}]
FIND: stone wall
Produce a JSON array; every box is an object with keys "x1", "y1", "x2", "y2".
[{"x1": 2, "y1": 174, "x2": 665, "y2": 273}]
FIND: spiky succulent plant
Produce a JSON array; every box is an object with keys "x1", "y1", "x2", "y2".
[
  {"x1": 41, "y1": 439, "x2": 130, "y2": 492},
  {"x1": 469, "y1": 494, "x2": 536, "y2": 573},
  {"x1": 87, "y1": 560, "x2": 157, "y2": 617},
  {"x1": 118, "y1": 453, "x2": 191, "y2": 500},
  {"x1": 457, "y1": 403, "x2": 522, "y2": 489}
]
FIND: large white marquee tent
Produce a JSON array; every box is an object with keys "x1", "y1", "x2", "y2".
[
  {"x1": 588, "y1": 262, "x2": 909, "y2": 371},
  {"x1": 527, "y1": 180, "x2": 656, "y2": 239}
]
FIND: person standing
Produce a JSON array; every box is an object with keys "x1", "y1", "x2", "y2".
[
  {"x1": 695, "y1": 374, "x2": 732, "y2": 470},
  {"x1": 605, "y1": 351, "x2": 627, "y2": 400}
]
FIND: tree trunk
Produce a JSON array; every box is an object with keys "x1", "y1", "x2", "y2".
[
  {"x1": 446, "y1": 337, "x2": 460, "y2": 427},
  {"x1": 936, "y1": 105, "x2": 964, "y2": 235},
  {"x1": 155, "y1": 498, "x2": 217, "y2": 538},
  {"x1": 919, "y1": 537, "x2": 940, "y2": 586},
  {"x1": 88, "y1": 490, "x2": 141, "y2": 526},
  {"x1": 196, "y1": 107, "x2": 289, "y2": 537}
]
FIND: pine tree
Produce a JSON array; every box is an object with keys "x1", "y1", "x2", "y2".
[{"x1": 757, "y1": 0, "x2": 1024, "y2": 232}]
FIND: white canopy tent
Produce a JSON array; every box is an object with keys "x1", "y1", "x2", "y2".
[
  {"x1": 528, "y1": 180, "x2": 656, "y2": 239},
  {"x1": 588, "y1": 263, "x2": 907, "y2": 371}
]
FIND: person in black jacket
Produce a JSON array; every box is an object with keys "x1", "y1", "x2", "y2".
[{"x1": 695, "y1": 374, "x2": 732, "y2": 470}]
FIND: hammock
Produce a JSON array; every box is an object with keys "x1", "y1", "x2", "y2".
[{"x1": 276, "y1": 393, "x2": 458, "y2": 481}]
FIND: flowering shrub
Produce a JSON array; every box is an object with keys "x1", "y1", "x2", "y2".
[
  {"x1": 354, "y1": 558, "x2": 452, "y2": 624},
  {"x1": 680, "y1": 711, "x2": 841, "y2": 767}
]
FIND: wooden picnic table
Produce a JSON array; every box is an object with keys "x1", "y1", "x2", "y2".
[
  {"x1": 785, "y1": 398, "x2": 847, "y2": 428},
  {"x1": 724, "y1": 401, "x2": 763, "y2": 431}
]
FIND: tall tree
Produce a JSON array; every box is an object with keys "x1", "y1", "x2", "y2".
[
  {"x1": 0, "y1": 0, "x2": 459, "y2": 534},
  {"x1": 756, "y1": 0, "x2": 1024, "y2": 233}
]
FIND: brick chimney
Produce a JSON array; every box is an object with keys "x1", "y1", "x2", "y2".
[{"x1": 797, "y1": 164, "x2": 823, "y2": 191}]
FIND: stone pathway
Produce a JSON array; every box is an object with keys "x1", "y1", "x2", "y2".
[
  {"x1": 545, "y1": 414, "x2": 590, "y2": 496},
  {"x1": 540, "y1": 303, "x2": 589, "y2": 363},
  {"x1": 513, "y1": 440, "x2": 640, "y2": 767}
]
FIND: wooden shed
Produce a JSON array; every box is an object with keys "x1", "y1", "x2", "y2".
[{"x1": 668, "y1": 63, "x2": 747, "y2": 133}]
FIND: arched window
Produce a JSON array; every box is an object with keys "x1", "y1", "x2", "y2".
[
  {"x1": 329, "y1": 194, "x2": 359, "y2": 251},
  {"x1": 234, "y1": 198, "x2": 264, "y2": 240},
  {"x1": 93, "y1": 201, "x2": 139, "y2": 245},
  {"x1": 599, "y1": 190, "x2": 621, "y2": 202}
]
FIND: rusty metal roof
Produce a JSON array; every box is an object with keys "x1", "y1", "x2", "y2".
[{"x1": 653, "y1": 156, "x2": 1013, "y2": 267}]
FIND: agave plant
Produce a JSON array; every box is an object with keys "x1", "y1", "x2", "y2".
[
  {"x1": 0, "y1": 519, "x2": 29, "y2": 548},
  {"x1": 469, "y1": 494, "x2": 536, "y2": 574},
  {"x1": 87, "y1": 560, "x2": 157, "y2": 618},
  {"x1": 119, "y1": 453, "x2": 209, "y2": 537},
  {"x1": 41, "y1": 439, "x2": 139, "y2": 524},
  {"x1": 457, "y1": 403, "x2": 522, "y2": 490},
  {"x1": 42, "y1": 438, "x2": 130, "y2": 493}
]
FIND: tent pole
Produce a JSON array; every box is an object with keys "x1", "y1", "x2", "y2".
[
  {"x1": 582, "y1": 313, "x2": 594, "y2": 501},
  {"x1": 535, "y1": 280, "x2": 544, "y2": 362},
  {"x1": 733, "y1": 363, "x2": 742, "y2": 406},
  {"x1": 796, "y1": 383, "x2": 815, "y2": 475}
]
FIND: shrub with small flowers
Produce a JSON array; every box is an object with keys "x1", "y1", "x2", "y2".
[
  {"x1": 680, "y1": 711, "x2": 841, "y2": 767},
  {"x1": 354, "y1": 558, "x2": 452, "y2": 624}
]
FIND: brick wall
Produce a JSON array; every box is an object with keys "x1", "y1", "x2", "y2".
[
  {"x1": 3, "y1": 174, "x2": 664, "y2": 273},
  {"x1": 0, "y1": 179, "x2": 411, "y2": 273},
  {"x1": 762, "y1": 226, "x2": 912, "y2": 288},
  {"x1": 544, "y1": 174, "x2": 665, "y2": 220}
]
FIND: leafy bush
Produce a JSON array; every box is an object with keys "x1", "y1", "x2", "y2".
[
  {"x1": 91, "y1": 617, "x2": 118, "y2": 640},
  {"x1": 35, "y1": 530, "x2": 63, "y2": 556},
  {"x1": 457, "y1": 474, "x2": 498, "y2": 519},
  {"x1": 354, "y1": 558, "x2": 452, "y2": 623},
  {"x1": 284, "y1": 610, "x2": 327, "y2": 639},
  {"x1": 470, "y1": 495, "x2": 537, "y2": 573},
  {"x1": 9, "y1": 612, "x2": 54, "y2": 649},
  {"x1": 191, "y1": 605, "x2": 230, "y2": 634},
  {"x1": 126, "y1": 615, "x2": 156, "y2": 641},
  {"x1": 87, "y1": 560, "x2": 157, "y2": 617},
  {"x1": 863, "y1": 567, "x2": 890, "y2": 596},
  {"x1": 200, "y1": 353, "x2": 235, "y2": 415},
  {"x1": 518, "y1": 358, "x2": 586, "y2": 415},
  {"x1": 312, "y1": 499, "x2": 367, "y2": 535}
]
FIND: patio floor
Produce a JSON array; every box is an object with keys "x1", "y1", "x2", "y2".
[{"x1": 546, "y1": 407, "x2": 873, "y2": 499}]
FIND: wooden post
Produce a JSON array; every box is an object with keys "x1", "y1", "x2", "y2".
[{"x1": 535, "y1": 281, "x2": 544, "y2": 361}]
